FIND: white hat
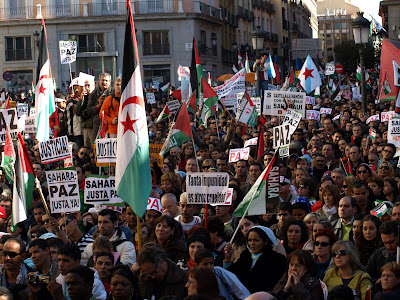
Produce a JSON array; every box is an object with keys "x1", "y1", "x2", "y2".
[{"x1": 55, "y1": 98, "x2": 66, "y2": 103}]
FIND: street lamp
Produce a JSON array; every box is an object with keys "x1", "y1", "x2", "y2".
[
  {"x1": 351, "y1": 11, "x2": 370, "y2": 114},
  {"x1": 252, "y1": 26, "x2": 265, "y2": 97}
]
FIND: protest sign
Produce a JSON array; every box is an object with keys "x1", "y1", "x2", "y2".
[
  {"x1": 352, "y1": 86, "x2": 361, "y2": 100},
  {"x1": 149, "y1": 144, "x2": 163, "y2": 167},
  {"x1": 213, "y1": 69, "x2": 245, "y2": 99},
  {"x1": 263, "y1": 90, "x2": 306, "y2": 116},
  {"x1": 59, "y1": 40, "x2": 77, "y2": 64},
  {"x1": 366, "y1": 114, "x2": 380, "y2": 124},
  {"x1": 0, "y1": 108, "x2": 18, "y2": 143},
  {"x1": 272, "y1": 124, "x2": 290, "y2": 157},
  {"x1": 97, "y1": 205, "x2": 124, "y2": 214},
  {"x1": 325, "y1": 63, "x2": 335, "y2": 75},
  {"x1": 320, "y1": 108, "x2": 332, "y2": 115},
  {"x1": 29, "y1": 107, "x2": 35, "y2": 116},
  {"x1": 228, "y1": 148, "x2": 250, "y2": 163},
  {"x1": 146, "y1": 93, "x2": 156, "y2": 104},
  {"x1": 153, "y1": 81, "x2": 159, "y2": 90},
  {"x1": 84, "y1": 176, "x2": 123, "y2": 205},
  {"x1": 46, "y1": 169, "x2": 80, "y2": 213},
  {"x1": 24, "y1": 116, "x2": 36, "y2": 134},
  {"x1": 388, "y1": 117, "x2": 400, "y2": 150},
  {"x1": 210, "y1": 188, "x2": 233, "y2": 206},
  {"x1": 166, "y1": 100, "x2": 180, "y2": 112},
  {"x1": 95, "y1": 138, "x2": 117, "y2": 166},
  {"x1": 381, "y1": 111, "x2": 395, "y2": 122},
  {"x1": 251, "y1": 97, "x2": 261, "y2": 115},
  {"x1": 64, "y1": 144, "x2": 73, "y2": 168},
  {"x1": 282, "y1": 109, "x2": 302, "y2": 135},
  {"x1": 39, "y1": 136, "x2": 70, "y2": 164},
  {"x1": 186, "y1": 172, "x2": 229, "y2": 204},
  {"x1": 244, "y1": 137, "x2": 258, "y2": 148},
  {"x1": 17, "y1": 103, "x2": 29, "y2": 118},
  {"x1": 306, "y1": 110, "x2": 321, "y2": 121},
  {"x1": 306, "y1": 96, "x2": 315, "y2": 105},
  {"x1": 147, "y1": 197, "x2": 163, "y2": 213}
]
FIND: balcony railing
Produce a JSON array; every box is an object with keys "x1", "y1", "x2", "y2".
[
  {"x1": 0, "y1": 1, "x2": 222, "y2": 20},
  {"x1": 5, "y1": 49, "x2": 32, "y2": 61},
  {"x1": 222, "y1": 47, "x2": 235, "y2": 64},
  {"x1": 271, "y1": 33, "x2": 278, "y2": 43},
  {"x1": 238, "y1": 6, "x2": 252, "y2": 21},
  {"x1": 264, "y1": 32, "x2": 271, "y2": 41}
]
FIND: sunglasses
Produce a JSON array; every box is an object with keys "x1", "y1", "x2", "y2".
[
  {"x1": 314, "y1": 242, "x2": 330, "y2": 247},
  {"x1": 299, "y1": 185, "x2": 309, "y2": 189},
  {"x1": 43, "y1": 218, "x2": 50, "y2": 224},
  {"x1": 202, "y1": 165, "x2": 211, "y2": 170},
  {"x1": 342, "y1": 185, "x2": 348, "y2": 189},
  {"x1": 334, "y1": 250, "x2": 349, "y2": 257},
  {"x1": 2, "y1": 251, "x2": 21, "y2": 258},
  {"x1": 380, "y1": 166, "x2": 389, "y2": 170},
  {"x1": 61, "y1": 219, "x2": 73, "y2": 229}
]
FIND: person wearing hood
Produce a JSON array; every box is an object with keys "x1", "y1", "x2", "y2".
[{"x1": 223, "y1": 226, "x2": 287, "y2": 293}]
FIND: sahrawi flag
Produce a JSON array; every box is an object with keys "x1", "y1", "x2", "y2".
[
  {"x1": 200, "y1": 77, "x2": 218, "y2": 127},
  {"x1": 298, "y1": 55, "x2": 322, "y2": 94},
  {"x1": 383, "y1": 73, "x2": 391, "y2": 95},
  {"x1": 160, "y1": 102, "x2": 193, "y2": 157},
  {"x1": 12, "y1": 132, "x2": 35, "y2": 229},
  {"x1": 356, "y1": 62, "x2": 371, "y2": 88},
  {"x1": 115, "y1": 0, "x2": 152, "y2": 218},
  {"x1": 237, "y1": 92, "x2": 257, "y2": 127},
  {"x1": 233, "y1": 151, "x2": 278, "y2": 217},
  {"x1": 161, "y1": 82, "x2": 170, "y2": 96},
  {"x1": 35, "y1": 19, "x2": 55, "y2": 142},
  {"x1": 155, "y1": 105, "x2": 170, "y2": 123},
  {"x1": 1, "y1": 125, "x2": 15, "y2": 184}
]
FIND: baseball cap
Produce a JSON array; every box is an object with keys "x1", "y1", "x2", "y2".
[
  {"x1": 0, "y1": 206, "x2": 6, "y2": 220},
  {"x1": 293, "y1": 196, "x2": 311, "y2": 212}
]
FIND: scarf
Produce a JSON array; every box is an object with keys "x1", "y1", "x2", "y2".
[
  {"x1": 249, "y1": 252, "x2": 262, "y2": 270},
  {"x1": 322, "y1": 205, "x2": 337, "y2": 220}
]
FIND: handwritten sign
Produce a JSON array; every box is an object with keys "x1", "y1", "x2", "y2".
[
  {"x1": 320, "y1": 108, "x2": 332, "y2": 115},
  {"x1": 46, "y1": 170, "x2": 80, "y2": 213},
  {"x1": 95, "y1": 138, "x2": 117, "y2": 166},
  {"x1": 84, "y1": 176, "x2": 123, "y2": 205},
  {"x1": 186, "y1": 172, "x2": 229, "y2": 204},
  {"x1": 39, "y1": 136, "x2": 70, "y2": 164},
  {"x1": 381, "y1": 111, "x2": 395, "y2": 122},
  {"x1": 228, "y1": 148, "x2": 250, "y2": 163},
  {"x1": 366, "y1": 114, "x2": 380, "y2": 124},
  {"x1": 306, "y1": 110, "x2": 321, "y2": 121}
]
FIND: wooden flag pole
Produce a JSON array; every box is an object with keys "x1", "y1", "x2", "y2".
[
  {"x1": 35, "y1": 177, "x2": 51, "y2": 217},
  {"x1": 136, "y1": 216, "x2": 142, "y2": 253}
]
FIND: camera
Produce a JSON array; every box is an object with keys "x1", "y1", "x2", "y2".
[{"x1": 27, "y1": 273, "x2": 50, "y2": 285}]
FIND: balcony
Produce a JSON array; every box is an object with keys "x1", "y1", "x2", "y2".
[
  {"x1": 264, "y1": 3, "x2": 275, "y2": 13},
  {"x1": 223, "y1": 9, "x2": 238, "y2": 27},
  {"x1": 271, "y1": 33, "x2": 278, "y2": 43},
  {"x1": 222, "y1": 47, "x2": 235, "y2": 64},
  {"x1": 237, "y1": 6, "x2": 252, "y2": 21},
  {"x1": 292, "y1": 22, "x2": 299, "y2": 32},
  {"x1": 0, "y1": 1, "x2": 222, "y2": 21},
  {"x1": 264, "y1": 32, "x2": 271, "y2": 41}
]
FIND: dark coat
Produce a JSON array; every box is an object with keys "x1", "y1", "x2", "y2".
[
  {"x1": 139, "y1": 259, "x2": 187, "y2": 300},
  {"x1": 367, "y1": 247, "x2": 396, "y2": 284},
  {"x1": 273, "y1": 272, "x2": 325, "y2": 300},
  {"x1": 228, "y1": 247, "x2": 287, "y2": 293}
]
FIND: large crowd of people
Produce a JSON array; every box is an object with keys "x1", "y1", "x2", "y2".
[{"x1": 0, "y1": 63, "x2": 399, "y2": 300}]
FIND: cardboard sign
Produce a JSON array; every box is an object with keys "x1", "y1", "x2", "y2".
[
  {"x1": 273, "y1": 124, "x2": 290, "y2": 149},
  {"x1": 306, "y1": 96, "x2": 315, "y2": 105},
  {"x1": 333, "y1": 114, "x2": 341, "y2": 121},
  {"x1": 228, "y1": 148, "x2": 250, "y2": 163},
  {"x1": 95, "y1": 138, "x2": 117, "y2": 166},
  {"x1": 186, "y1": 172, "x2": 229, "y2": 204},
  {"x1": 24, "y1": 116, "x2": 36, "y2": 134},
  {"x1": 147, "y1": 197, "x2": 162, "y2": 213},
  {"x1": 59, "y1": 40, "x2": 77, "y2": 64},
  {"x1": 149, "y1": 144, "x2": 163, "y2": 167},
  {"x1": 0, "y1": 108, "x2": 18, "y2": 143},
  {"x1": 64, "y1": 144, "x2": 73, "y2": 168},
  {"x1": 325, "y1": 63, "x2": 335, "y2": 75},
  {"x1": 213, "y1": 69, "x2": 245, "y2": 101},
  {"x1": 210, "y1": 188, "x2": 233, "y2": 206},
  {"x1": 388, "y1": 117, "x2": 400, "y2": 150},
  {"x1": 29, "y1": 107, "x2": 35, "y2": 116},
  {"x1": 263, "y1": 90, "x2": 306, "y2": 117},
  {"x1": 306, "y1": 110, "x2": 321, "y2": 121},
  {"x1": 46, "y1": 170, "x2": 80, "y2": 213},
  {"x1": 320, "y1": 108, "x2": 332, "y2": 115},
  {"x1": 244, "y1": 137, "x2": 258, "y2": 148},
  {"x1": 17, "y1": 103, "x2": 29, "y2": 118},
  {"x1": 366, "y1": 114, "x2": 380, "y2": 124},
  {"x1": 166, "y1": 100, "x2": 180, "y2": 112},
  {"x1": 352, "y1": 86, "x2": 361, "y2": 100},
  {"x1": 282, "y1": 109, "x2": 302, "y2": 135},
  {"x1": 381, "y1": 111, "x2": 395, "y2": 122},
  {"x1": 84, "y1": 176, "x2": 123, "y2": 205},
  {"x1": 146, "y1": 93, "x2": 156, "y2": 104},
  {"x1": 39, "y1": 136, "x2": 70, "y2": 164}
]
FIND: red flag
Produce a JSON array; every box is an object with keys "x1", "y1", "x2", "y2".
[
  {"x1": 242, "y1": 123, "x2": 246, "y2": 136},
  {"x1": 257, "y1": 124, "x2": 264, "y2": 158},
  {"x1": 171, "y1": 89, "x2": 182, "y2": 101},
  {"x1": 289, "y1": 67, "x2": 294, "y2": 87},
  {"x1": 99, "y1": 111, "x2": 108, "y2": 138},
  {"x1": 274, "y1": 65, "x2": 280, "y2": 85},
  {"x1": 188, "y1": 90, "x2": 196, "y2": 113}
]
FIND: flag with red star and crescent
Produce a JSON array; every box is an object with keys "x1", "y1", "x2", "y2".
[
  {"x1": 35, "y1": 19, "x2": 55, "y2": 142},
  {"x1": 298, "y1": 55, "x2": 322, "y2": 94},
  {"x1": 115, "y1": 0, "x2": 152, "y2": 218}
]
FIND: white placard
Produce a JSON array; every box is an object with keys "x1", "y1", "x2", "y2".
[
  {"x1": 0, "y1": 108, "x2": 18, "y2": 143},
  {"x1": 39, "y1": 136, "x2": 70, "y2": 164},
  {"x1": 282, "y1": 109, "x2": 302, "y2": 135},
  {"x1": 352, "y1": 86, "x2": 361, "y2": 100},
  {"x1": 64, "y1": 144, "x2": 73, "y2": 168},
  {"x1": 59, "y1": 40, "x2": 77, "y2": 64},
  {"x1": 84, "y1": 176, "x2": 123, "y2": 205},
  {"x1": 272, "y1": 124, "x2": 291, "y2": 149},
  {"x1": 46, "y1": 170, "x2": 80, "y2": 213},
  {"x1": 366, "y1": 114, "x2": 380, "y2": 124},
  {"x1": 244, "y1": 137, "x2": 258, "y2": 148},
  {"x1": 213, "y1": 69, "x2": 245, "y2": 108},
  {"x1": 388, "y1": 117, "x2": 400, "y2": 150},
  {"x1": 381, "y1": 111, "x2": 395, "y2": 122},
  {"x1": 186, "y1": 172, "x2": 229, "y2": 205},
  {"x1": 306, "y1": 110, "x2": 321, "y2": 121},
  {"x1": 17, "y1": 103, "x2": 29, "y2": 118},
  {"x1": 153, "y1": 81, "x2": 159, "y2": 90},
  {"x1": 263, "y1": 90, "x2": 306, "y2": 117},
  {"x1": 210, "y1": 188, "x2": 233, "y2": 206},
  {"x1": 228, "y1": 148, "x2": 250, "y2": 163},
  {"x1": 320, "y1": 108, "x2": 332, "y2": 115},
  {"x1": 166, "y1": 100, "x2": 181, "y2": 112},
  {"x1": 147, "y1": 197, "x2": 163, "y2": 213},
  {"x1": 146, "y1": 93, "x2": 156, "y2": 104},
  {"x1": 24, "y1": 116, "x2": 36, "y2": 134},
  {"x1": 29, "y1": 107, "x2": 35, "y2": 116},
  {"x1": 251, "y1": 97, "x2": 262, "y2": 115},
  {"x1": 95, "y1": 138, "x2": 117, "y2": 164},
  {"x1": 306, "y1": 96, "x2": 315, "y2": 105},
  {"x1": 325, "y1": 63, "x2": 335, "y2": 75}
]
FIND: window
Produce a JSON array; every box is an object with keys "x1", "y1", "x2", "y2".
[
  {"x1": 69, "y1": 34, "x2": 105, "y2": 53},
  {"x1": 199, "y1": 30, "x2": 207, "y2": 55},
  {"x1": 143, "y1": 64, "x2": 170, "y2": 88},
  {"x1": 342, "y1": 22, "x2": 347, "y2": 29},
  {"x1": 334, "y1": 22, "x2": 340, "y2": 29},
  {"x1": 76, "y1": 57, "x2": 114, "y2": 80},
  {"x1": 5, "y1": 36, "x2": 32, "y2": 61},
  {"x1": 211, "y1": 33, "x2": 217, "y2": 56},
  {"x1": 325, "y1": 23, "x2": 332, "y2": 30},
  {"x1": 143, "y1": 31, "x2": 170, "y2": 56}
]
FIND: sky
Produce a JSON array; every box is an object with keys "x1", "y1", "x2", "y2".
[{"x1": 352, "y1": 0, "x2": 382, "y2": 24}]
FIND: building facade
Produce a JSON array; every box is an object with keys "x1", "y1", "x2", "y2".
[{"x1": 379, "y1": 0, "x2": 400, "y2": 41}]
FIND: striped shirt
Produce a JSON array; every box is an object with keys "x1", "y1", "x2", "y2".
[{"x1": 75, "y1": 233, "x2": 94, "y2": 253}]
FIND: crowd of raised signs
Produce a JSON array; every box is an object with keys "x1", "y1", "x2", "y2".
[{"x1": 0, "y1": 67, "x2": 400, "y2": 300}]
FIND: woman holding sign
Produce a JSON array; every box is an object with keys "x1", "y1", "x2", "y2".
[{"x1": 224, "y1": 226, "x2": 287, "y2": 293}]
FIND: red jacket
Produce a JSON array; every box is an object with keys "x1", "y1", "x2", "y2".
[{"x1": 49, "y1": 108, "x2": 61, "y2": 137}]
